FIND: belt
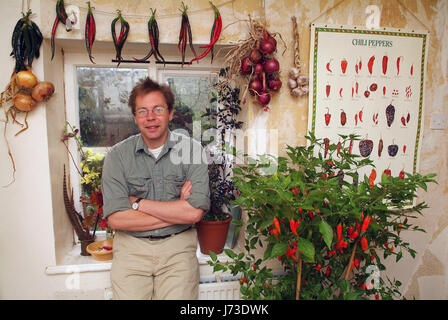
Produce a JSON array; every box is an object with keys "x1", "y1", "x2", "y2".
[{"x1": 143, "y1": 226, "x2": 192, "y2": 241}]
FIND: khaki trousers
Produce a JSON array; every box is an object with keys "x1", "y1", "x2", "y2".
[{"x1": 110, "y1": 228, "x2": 200, "y2": 300}]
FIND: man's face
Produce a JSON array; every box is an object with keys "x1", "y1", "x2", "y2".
[{"x1": 134, "y1": 91, "x2": 173, "y2": 148}]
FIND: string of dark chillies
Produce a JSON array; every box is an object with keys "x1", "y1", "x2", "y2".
[
  {"x1": 111, "y1": 10, "x2": 130, "y2": 67},
  {"x1": 178, "y1": 2, "x2": 197, "y2": 66},
  {"x1": 189, "y1": 1, "x2": 222, "y2": 65},
  {"x1": 134, "y1": 8, "x2": 165, "y2": 64},
  {"x1": 51, "y1": 0, "x2": 72, "y2": 60},
  {"x1": 85, "y1": 1, "x2": 96, "y2": 64},
  {"x1": 11, "y1": 9, "x2": 43, "y2": 72}
]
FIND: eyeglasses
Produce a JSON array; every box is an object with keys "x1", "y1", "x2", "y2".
[{"x1": 135, "y1": 106, "x2": 167, "y2": 118}]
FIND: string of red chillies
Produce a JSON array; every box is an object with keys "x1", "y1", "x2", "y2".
[
  {"x1": 189, "y1": 1, "x2": 222, "y2": 65},
  {"x1": 51, "y1": 0, "x2": 72, "y2": 60},
  {"x1": 85, "y1": 2, "x2": 96, "y2": 64}
]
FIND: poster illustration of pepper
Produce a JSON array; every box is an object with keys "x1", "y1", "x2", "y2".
[{"x1": 308, "y1": 24, "x2": 428, "y2": 183}]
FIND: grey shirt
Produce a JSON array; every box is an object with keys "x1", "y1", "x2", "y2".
[{"x1": 101, "y1": 130, "x2": 210, "y2": 238}]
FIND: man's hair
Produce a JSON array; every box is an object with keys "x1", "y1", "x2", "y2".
[{"x1": 128, "y1": 77, "x2": 175, "y2": 114}]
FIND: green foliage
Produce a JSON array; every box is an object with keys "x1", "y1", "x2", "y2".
[{"x1": 208, "y1": 133, "x2": 437, "y2": 300}]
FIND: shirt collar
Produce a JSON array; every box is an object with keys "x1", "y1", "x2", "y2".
[{"x1": 135, "y1": 130, "x2": 177, "y2": 155}]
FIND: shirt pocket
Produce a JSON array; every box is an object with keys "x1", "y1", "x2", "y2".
[
  {"x1": 164, "y1": 176, "x2": 185, "y2": 201},
  {"x1": 127, "y1": 175, "x2": 152, "y2": 199}
]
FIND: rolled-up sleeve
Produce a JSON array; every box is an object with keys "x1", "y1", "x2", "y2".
[
  {"x1": 101, "y1": 149, "x2": 132, "y2": 219},
  {"x1": 185, "y1": 161, "x2": 210, "y2": 212}
]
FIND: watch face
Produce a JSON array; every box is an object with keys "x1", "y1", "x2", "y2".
[{"x1": 132, "y1": 202, "x2": 138, "y2": 210}]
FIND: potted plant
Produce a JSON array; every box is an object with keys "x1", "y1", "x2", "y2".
[
  {"x1": 61, "y1": 122, "x2": 109, "y2": 255},
  {"x1": 208, "y1": 133, "x2": 437, "y2": 299},
  {"x1": 196, "y1": 68, "x2": 243, "y2": 255}
]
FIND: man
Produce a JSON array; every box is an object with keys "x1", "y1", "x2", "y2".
[{"x1": 101, "y1": 77, "x2": 210, "y2": 300}]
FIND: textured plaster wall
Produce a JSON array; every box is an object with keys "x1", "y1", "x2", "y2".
[{"x1": 0, "y1": 0, "x2": 446, "y2": 299}]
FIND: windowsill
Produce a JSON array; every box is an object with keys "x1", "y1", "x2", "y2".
[{"x1": 46, "y1": 241, "x2": 234, "y2": 275}]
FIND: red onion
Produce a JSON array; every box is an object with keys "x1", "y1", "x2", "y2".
[
  {"x1": 268, "y1": 78, "x2": 282, "y2": 91},
  {"x1": 249, "y1": 78, "x2": 262, "y2": 95},
  {"x1": 254, "y1": 63, "x2": 264, "y2": 74},
  {"x1": 249, "y1": 49, "x2": 263, "y2": 64},
  {"x1": 257, "y1": 91, "x2": 271, "y2": 105},
  {"x1": 240, "y1": 57, "x2": 252, "y2": 75},
  {"x1": 261, "y1": 38, "x2": 276, "y2": 55},
  {"x1": 263, "y1": 58, "x2": 280, "y2": 74}
]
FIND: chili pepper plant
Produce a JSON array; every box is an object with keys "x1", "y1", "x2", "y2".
[{"x1": 208, "y1": 133, "x2": 437, "y2": 299}]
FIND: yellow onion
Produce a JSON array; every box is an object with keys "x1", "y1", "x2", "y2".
[
  {"x1": 16, "y1": 70, "x2": 38, "y2": 88},
  {"x1": 31, "y1": 81, "x2": 55, "y2": 102},
  {"x1": 14, "y1": 93, "x2": 37, "y2": 112}
]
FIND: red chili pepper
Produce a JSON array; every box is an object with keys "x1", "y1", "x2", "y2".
[
  {"x1": 326, "y1": 84, "x2": 330, "y2": 97},
  {"x1": 399, "y1": 169, "x2": 405, "y2": 179},
  {"x1": 369, "y1": 169, "x2": 376, "y2": 187},
  {"x1": 382, "y1": 55, "x2": 388, "y2": 75},
  {"x1": 324, "y1": 107, "x2": 331, "y2": 126},
  {"x1": 410, "y1": 64, "x2": 414, "y2": 76},
  {"x1": 51, "y1": 16, "x2": 59, "y2": 60},
  {"x1": 355, "y1": 82, "x2": 359, "y2": 94},
  {"x1": 273, "y1": 217, "x2": 281, "y2": 234},
  {"x1": 359, "y1": 107, "x2": 364, "y2": 122},
  {"x1": 368, "y1": 55, "x2": 375, "y2": 74},
  {"x1": 111, "y1": 10, "x2": 129, "y2": 67},
  {"x1": 308, "y1": 210, "x2": 314, "y2": 221},
  {"x1": 326, "y1": 60, "x2": 332, "y2": 72},
  {"x1": 290, "y1": 219, "x2": 300, "y2": 236},
  {"x1": 349, "y1": 139, "x2": 354, "y2": 154},
  {"x1": 361, "y1": 217, "x2": 371, "y2": 233},
  {"x1": 354, "y1": 258, "x2": 359, "y2": 268},
  {"x1": 85, "y1": 2, "x2": 96, "y2": 64},
  {"x1": 337, "y1": 224, "x2": 343, "y2": 243},
  {"x1": 316, "y1": 264, "x2": 322, "y2": 271},
  {"x1": 291, "y1": 187, "x2": 299, "y2": 196},
  {"x1": 396, "y1": 56, "x2": 402, "y2": 76},
  {"x1": 349, "y1": 231, "x2": 359, "y2": 239},
  {"x1": 325, "y1": 267, "x2": 331, "y2": 277},
  {"x1": 341, "y1": 58, "x2": 347, "y2": 74},
  {"x1": 360, "y1": 237, "x2": 368, "y2": 251}
]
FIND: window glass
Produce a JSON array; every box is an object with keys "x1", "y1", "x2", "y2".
[
  {"x1": 76, "y1": 67, "x2": 148, "y2": 147},
  {"x1": 163, "y1": 74, "x2": 217, "y2": 137}
]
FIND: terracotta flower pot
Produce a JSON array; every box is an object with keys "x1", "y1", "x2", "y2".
[{"x1": 196, "y1": 213, "x2": 232, "y2": 255}]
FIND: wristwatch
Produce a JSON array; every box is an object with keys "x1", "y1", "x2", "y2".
[{"x1": 131, "y1": 198, "x2": 143, "y2": 210}]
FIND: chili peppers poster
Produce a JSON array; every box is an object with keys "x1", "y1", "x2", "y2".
[{"x1": 308, "y1": 24, "x2": 428, "y2": 182}]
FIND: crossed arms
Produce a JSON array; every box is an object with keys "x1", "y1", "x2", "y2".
[{"x1": 107, "y1": 181, "x2": 204, "y2": 231}]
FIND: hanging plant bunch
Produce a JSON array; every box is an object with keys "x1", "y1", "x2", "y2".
[
  {"x1": 111, "y1": 10, "x2": 130, "y2": 67},
  {"x1": 10, "y1": 9, "x2": 42, "y2": 73},
  {"x1": 224, "y1": 17, "x2": 285, "y2": 112},
  {"x1": 134, "y1": 8, "x2": 165, "y2": 64},
  {"x1": 51, "y1": 0, "x2": 74, "y2": 60},
  {"x1": 288, "y1": 16, "x2": 309, "y2": 97},
  {"x1": 178, "y1": 2, "x2": 197, "y2": 66}
]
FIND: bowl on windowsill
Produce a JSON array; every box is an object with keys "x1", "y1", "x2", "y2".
[{"x1": 86, "y1": 240, "x2": 114, "y2": 261}]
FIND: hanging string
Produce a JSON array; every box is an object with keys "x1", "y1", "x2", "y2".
[
  {"x1": 48, "y1": 0, "x2": 235, "y2": 20},
  {"x1": 21, "y1": 0, "x2": 31, "y2": 13}
]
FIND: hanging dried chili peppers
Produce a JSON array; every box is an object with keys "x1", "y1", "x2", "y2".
[
  {"x1": 51, "y1": 0, "x2": 73, "y2": 60},
  {"x1": 85, "y1": 2, "x2": 96, "y2": 64},
  {"x1": 111, "y1": 10, "x2": 130, "y2": 67},
  {"x1": 178, "y1": 2, "x2": 197, "y2": 66},
  {"x1": 134, "y1": 9, "x2": 165, "y2": 64},
  {"x1": 189, "y1": 1, "x2": 222, "y2": 65}
]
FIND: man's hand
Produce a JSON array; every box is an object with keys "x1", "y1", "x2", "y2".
[{"x1": 180, "y1": 180, "x2": 192, "y2": 200}]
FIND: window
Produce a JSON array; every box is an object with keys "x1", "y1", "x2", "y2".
[
  {"x1": 77, "y1": 67, "x2": 147, "y2": 147},
  {"x1": 64, "y1": 50, "x2": 220, "y2": 218}
]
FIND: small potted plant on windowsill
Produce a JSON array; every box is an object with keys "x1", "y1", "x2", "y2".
[
  {"x1": 61, "y1": 122, "x2": 110, "y2": 255},
  {"x1": 196, "y1": 68, "x2": 243, "y2": 255}
]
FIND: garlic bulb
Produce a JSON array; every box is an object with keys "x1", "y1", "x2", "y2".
[
  {"x1": 288, "y1": 79, "x2": 298, "y2": 89},
  {"x1": 288, "y1": 67, "x2": 300, "y2": 79},
  {"x1": 291, "y1": 87, "x2": 303, "y2": 97},
  {"x1": 297, "y1": 74, "x2": 309, "y2": 85}
]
